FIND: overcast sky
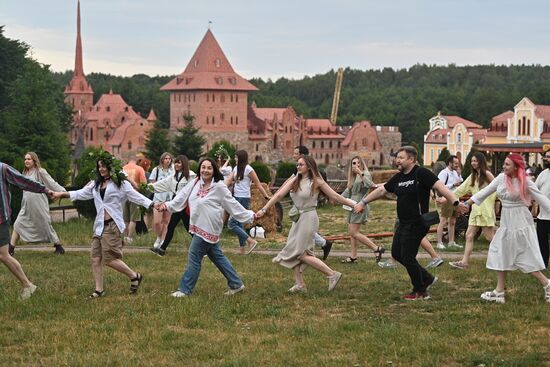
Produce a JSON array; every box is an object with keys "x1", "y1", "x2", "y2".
[{"x1": 2, "y1": 0, "x2": 550, "y2": 80}]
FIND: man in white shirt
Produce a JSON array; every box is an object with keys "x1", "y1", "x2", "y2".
[
  {"x1": 536, "y1": 148, "x2": 550, "y2": 268},
  {"x1": 436, "y1": 155, "x2": 463, "y2": 249}
]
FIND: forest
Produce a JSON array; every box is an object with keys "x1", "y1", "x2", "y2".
[{"x1": 52, "y1": 64, "x2": 550, "y2": 145}]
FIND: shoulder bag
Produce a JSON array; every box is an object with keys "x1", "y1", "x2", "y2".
[{"x1": 416, "y1": 168, "x2": 440, "y2": 228}]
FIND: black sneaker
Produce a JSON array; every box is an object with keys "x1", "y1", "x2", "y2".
[
  {"x1": 150, "y1": 247, "x2": 166, "y2": 257},
  {"x1": 8, "y1": 244, "x2": 15, "y2": 256},
  {"x1": 54, "y1": 244, "x2": 65, "y2": 255},
  {"x1": 322, "y1": 240, "x2": 333, "y2": 260}
]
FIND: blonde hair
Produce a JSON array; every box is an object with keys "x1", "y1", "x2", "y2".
[
  {"x1": 346, "y1": 156, "x2": 368, "y2": 189},
  {"x1": 23, "y1": 152, "x2": 42, "y2": 174},
  {"x1": 158, "y1": 152, "x2": 173, "y2": 168}
]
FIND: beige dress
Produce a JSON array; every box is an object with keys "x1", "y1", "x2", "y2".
[
  {"x1": 14, "y1": 168, "x2": 66, "y2": 243},
  {"x1": 272, "y1": 178, "x2": 318, "y2": 269}
]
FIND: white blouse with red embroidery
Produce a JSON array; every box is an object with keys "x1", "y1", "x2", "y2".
[{"x1": 166, "y1": 178, "x2": 254, "y2": 243}]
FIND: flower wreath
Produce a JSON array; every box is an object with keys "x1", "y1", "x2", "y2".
[{"x1": 87, "y1": 150, "x2": 127, "y2": 186}]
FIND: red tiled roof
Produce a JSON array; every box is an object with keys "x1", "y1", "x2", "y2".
[
  {"x1": 342, "y1": 120, "x2": 373, "y2": 146},
  {"x1": 491, "y1": 111, "x2": 513, "y2": 122},
  {"x1": 251, "y1": 107, "x2": 288, "y2": 121},
  {"x1": 147, "y1": 108, "x2": 157, "y2": 121},
  {"x1": 535, "y1": 105, "x2": 550, "y2": 121},
  {"x1": 425, "y1": 128, "x2": 450, "y2": 143},
  {"x1": 442, "y1": 115, "x2": 482, "y2": 129},
  {"x1": 85, "y1": 90, "x2": 142, "y2": 125},
  {"x1": 161, "y1": 30, "x2": 257, "y2": 92}
]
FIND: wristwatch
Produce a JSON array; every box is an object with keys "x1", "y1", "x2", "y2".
[{"x1": 453, "y1": 200, "x2": 459, "y2": 207}]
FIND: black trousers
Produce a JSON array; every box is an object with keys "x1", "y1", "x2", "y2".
[
  {"x1": 391, "y1": 220, "x2": 433, "y2": 292},
  {"x1": 536, "y1": 219, "x2": 550, "y2": 268},
  {"x1": 160, "y1": 210, "x2": 190, "y2": 251}
]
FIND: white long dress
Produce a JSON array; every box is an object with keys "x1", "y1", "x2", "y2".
[
  {"x1": 14, "y1": 168, "x2": 66, "y2": 243},
  {"x1": 472, "y1": 173, "x2": 550, "y2": 273}
]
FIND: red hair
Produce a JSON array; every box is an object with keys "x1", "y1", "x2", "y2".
[{"x1": 504, "y1": 153, "x2": 530, "y2": 205}]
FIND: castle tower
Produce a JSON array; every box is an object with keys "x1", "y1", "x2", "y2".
[
  {"x1": 64, "y1": 0, "x2": 93, "y2": 112},
  {"x1": 161, "y1": 29, "x2": 258, "y2": 150}
]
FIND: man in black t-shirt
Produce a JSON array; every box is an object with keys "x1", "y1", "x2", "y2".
[{"x1": 354, "y1": 146, "x2": 459, "y2": 300}]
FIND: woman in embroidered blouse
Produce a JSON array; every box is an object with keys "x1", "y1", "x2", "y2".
[
  {"x1": 458, "y1": 153, "x2": 550, "y2": 304},
  {"x1": 52, "y1": 155, "x2": 153, "y2": 298},
  {"x1": 156, "y1": 157, "x2": 255, "y2": 297},
  {"x1": 341, "y1": 156, "x2": 384, "y2": 263},
  {"x1": 149, "y1": 155, "x2": 196, "y2": 257},
  {"x1": 225, "y1": 150, "x2": 271, "y2": 254},
  {"x1": 444, "y1": 152, "x2": 496, "y2": 269},
  {"x1": 149, "y1": 152, "x2": 174, "y2": 249},
  {"x1": 10, "y1": 152, "x2": 67, "y2": 256},
  {"x1": 255, "y1": 155, "x2": 356, "y2": 293}
]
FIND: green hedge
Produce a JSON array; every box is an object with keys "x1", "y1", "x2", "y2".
[{"x1": 250, "y1": 161, "x2": 271, "y2": 184}]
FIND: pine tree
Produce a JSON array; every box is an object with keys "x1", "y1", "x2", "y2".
[
  {"x1": 144, "y1": 120, "x2": 172, "y2": 162},
  {"x1": 173, "y1": 114, "x2": 206, "y2": 161}
]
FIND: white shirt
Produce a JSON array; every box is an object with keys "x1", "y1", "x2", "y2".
[
  {"x1": 150, "y1": 170, "x2": 196, "y2": 199},
  {"x1": 535, "y1": 168, "x2": 550, "y2": 220},
  {"x1": 166, "y1": 178, "x2": 254, "y2": 243},
  {"x1": 232, "y1": 165, "x2": 254, "y2": 198},
  {"x1": 438, "y1": 167, "x2": 462, "y2": 190},
  {"x1": 69, "y1": 180, "x2": 152, "y2": 236}
]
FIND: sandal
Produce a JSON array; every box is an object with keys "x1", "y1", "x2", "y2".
[
  {"x1": 129, "y1": 273, "x2": 143, "y2": 294},
  {"x1": 373, "y1": 247, "x2": 385, "y2": 262},
  {"x1": 88, "y1": 290, "x2": 105, "y2": 299},
  {"x1": 449, "y1": 261, "x2": 468, "y2": 270},
  {"x1": 341, "y1": 257, "x2": 358, "y2": 263}
]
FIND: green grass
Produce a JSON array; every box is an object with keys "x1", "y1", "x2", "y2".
[
  {"x1": 4, "y1": 201, "x2": 544, "y2": 366},
  {"x1": 2, "y1": 253, "x2": 550, "y2": 366}
]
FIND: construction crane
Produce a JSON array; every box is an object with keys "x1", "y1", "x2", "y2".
[{"x1": 330, "y1": 67, "x2": 344, "y2": 125}]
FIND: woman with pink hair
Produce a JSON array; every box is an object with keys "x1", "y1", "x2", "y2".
[{"x1": 459, "y1": 153, "x2": 550, "y2": 304}]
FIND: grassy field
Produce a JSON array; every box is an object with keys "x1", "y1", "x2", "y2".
[{"x1": 3, "y1": 201, "x2": 549, "y2": 366}]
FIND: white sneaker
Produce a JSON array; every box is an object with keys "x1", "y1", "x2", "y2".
[
  {"x1": 171, "y1": 290, "x2": 188, "y2": 298},
  {"x1": 436, "y1": 242, "x2": 446, "y2": 250},
  {"x1": 124, "y1": 236, "x2": 133, "y2": 244},
  {"x1": 245, "y1": 241, "x2": 258, "y2": 255},
  {"x1": 328, "y1": 272, "x2": 342, "y2": 291},
  {"x1": 378, "y1": 259, "x2": 398, "y2": 269},
  {"x1": 224, "y1": 284, "x2": 245, "y2": 296},
  {"x1": 153, "y1": 238, "x2": 161, "y2": 249},
  {"x1": 426, "y1": 257, "x2": 444, "y2": 268},
  {"x1": 481, "y1": 289, "x2": 505, "y2": 304},
  {"x1": 288, "y1": 284, "x2": 307, "y2": 293},
  {"x1": 19, "y1": 284, "x2": 37, "y2": 300},
  {"x1": 543, "y1": 281, "x2": 550, "y2": 303},
  {"x1": 447, "y1": 241, "x2": 463, "y2": 249}
]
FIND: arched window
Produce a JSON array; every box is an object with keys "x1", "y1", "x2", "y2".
[{"x1": 128, "y1": 141, "x2": 132, "y2": 150}]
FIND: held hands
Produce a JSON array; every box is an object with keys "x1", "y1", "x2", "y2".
[
  {"x1": 50, "y1": 191, "x2": 64, "y2": 200},
  {"x1": 254, "y1": 208, "x2": 267, "y2": 219},
  {"x1": 154, "y1": 202, "x2": 167, "y2": 212},
  {"x1": 353, "y1": 202, "x2": 365, "y2": 213},
  {"x1": 456, "y1": 202, "x2": 469, "y2": 215}
]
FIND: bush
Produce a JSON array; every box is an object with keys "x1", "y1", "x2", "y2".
[
  {"x1": 276, "y1": 161, "x2": 296, "y2": 181},
  {"x1": 250, "y1": 161, "x2": 271, "y2": 184},
  {"x1": 189, "y1": 160, "x2": 198, "y2": 176},
  {"x1": 72, "y1": 147, "x2": 100, "y2": 219}
]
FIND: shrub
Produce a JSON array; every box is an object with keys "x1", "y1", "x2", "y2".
[
  {"x1": 276, "y1": 161, "x2": 296, "y2": 181},
  {"x1": 250, "y1": 161, "x2": 271, "y2": 184}
]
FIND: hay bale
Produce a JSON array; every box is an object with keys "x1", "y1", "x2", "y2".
[{"x1": 249, "y1": 183, "x2": 277, "y2": 233}]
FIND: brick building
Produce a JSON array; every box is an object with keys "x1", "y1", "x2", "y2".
[
  {"x1": 64, "y1": 2, "x2": 153, "y2": 159},
  {"x1": 162, "y1": 29, "x2": 401, "y2": 166}
]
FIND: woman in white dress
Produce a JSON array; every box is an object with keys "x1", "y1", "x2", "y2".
[
  {"x1": 149, "y1": 152, "x2": 174, "y2": 249},
  {"x1": 459, "y1": 153, "x2": 550, "y2": 304},
  {"x1": 10, "y1": 152, "x2": 67, "y2": 255},
  {"x1": 255, "y1": 155, "x2": 356, "y2": 293}
]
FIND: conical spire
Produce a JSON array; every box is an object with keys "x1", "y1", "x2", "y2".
[
  {"x1": 147, "y1": 108, "x2": 158, "y2": 122},
  {"x1": 74, "y1": 0, "x2": 84, "y2": 77}
]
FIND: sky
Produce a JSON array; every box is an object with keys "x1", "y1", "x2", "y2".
[{"x1": 2, "y1": 0, "x2": 550, "y2": 80}]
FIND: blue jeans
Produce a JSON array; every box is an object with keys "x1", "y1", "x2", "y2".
[
  {"x1": 178, "y1": 235, "x2": 243, "y2": 294},
  {"x1": 228, "y1": 197, "x2": 250, "y2": 247}
]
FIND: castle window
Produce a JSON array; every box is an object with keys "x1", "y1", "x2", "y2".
[
  {"x1": 221, "y1": 113, "x2": 225, "y2": 121},
  {"x1": 173, "y1": 94, "x2": 176, "y2": 102},
  {"x1": 230, "y1": 116, "x2": 233, "y2": 124},
  {"x1": 236, "y1": 94, "x2": 239, "y2": 102},
  {"x1": 373, "y1": 142, "x2": 376, "y2": 150},
  {"x1": 193, "y1": 94, "x2": 196, "y2": 102},
  {"x1": 215, "y1": 59, "x2": 221, "y2": 68},
  {"x1": 194, "y1": 59, "x2": 199, "y2": 68},
  {"x1": 236, "y1": 116, "x2": 239, "y2": 125},
  {"x1": 212, "y1": 94, "x2": 215, "y2": 102},
  {"x1": 321, "y1": 141, "x2": 324, "y2": 149},
  {"x1": 312, "y1": 141, "x2": 316, "y2": 148},
  {"x1": 178, "y1": 94, "x2": 181, "y2": 102},
  {"x1": 229, "y1": 77, "x2": 237, "y2": 86},
  {"x1": 256, "y1": 144, "x2": 259, "y2": 152},
  {"x1": 207, "y1": 94, "x2": 209, "y2": 102},
  {"x1": 206, "y1": 116, "x2": 209, "y2": 125},
  {"x1": 528, "y1": 119, "x2": 531, "y2": 135},
  {"x1": 285, "y1": 126, "x2": 288, "y2": 133},
  {"x1": 338, "y1": 141, "x2": 341, "y2": 148},
  {"x1": 90, "y1": 129, "x2": 93, "y2": 141},
  {"x1": 106, "y1": 106, "x2": 110, "y2": 112},
  {"x1": 128, "y1": 141, "x2": 132, "y2": 150},
  {"x1": 329, "y1": 141, "x2": 333, "y2": 148},
  {"x1": 212, "y1": 116, "x2": 215, "y2": 125}
]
